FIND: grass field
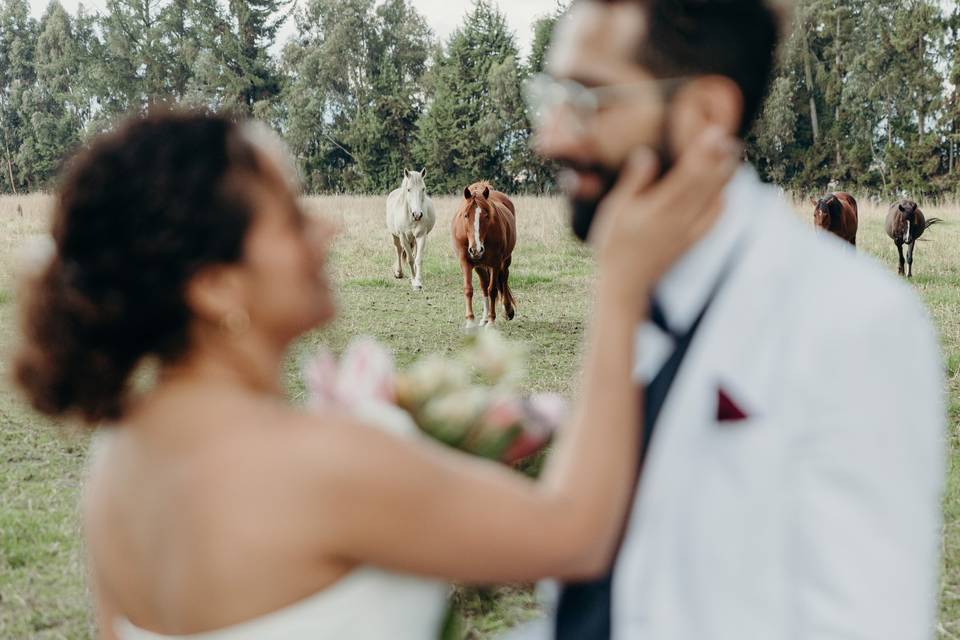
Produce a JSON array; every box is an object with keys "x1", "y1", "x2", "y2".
[{"x1": 0, "y1": 192, "x2": 958, "y2": 638}]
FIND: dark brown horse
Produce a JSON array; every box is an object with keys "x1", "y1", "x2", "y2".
[
  {"x1": 452, "y1": 181, "x2": 517, "y2": 328},
  {"x1": 885, "y1": 199, "x2": 942, "y2": 278},
  {"x1": 811, "y1": 192, "x2": 858, "y2": 246}
]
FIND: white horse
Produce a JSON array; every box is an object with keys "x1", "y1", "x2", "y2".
[{"x1": 386, "y1": 169, "x2": 436, "y2": 290}]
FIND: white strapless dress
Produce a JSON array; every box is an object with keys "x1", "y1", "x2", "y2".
[
  {"x1": 114, "y1": 404, "x2": 451, "y2": 640},
  {"x1": 115, "y1": 567, "x2": 450, "y2": 639}
]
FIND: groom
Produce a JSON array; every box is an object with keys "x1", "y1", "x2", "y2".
[{"x1": 528, "y1": 1, "x2": 945, "y2": 638}]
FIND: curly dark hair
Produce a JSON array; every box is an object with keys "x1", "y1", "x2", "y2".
[{"x1": 14, "y1": 110, "x2": 268, "y2": 425}]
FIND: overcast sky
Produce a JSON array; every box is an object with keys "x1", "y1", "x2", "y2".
[{"x1": 26, "y1": 0, "x2": 561, "y2": 57}]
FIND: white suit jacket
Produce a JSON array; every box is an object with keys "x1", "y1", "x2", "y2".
[
  {"x1": 597, "y1": 166, "x2": 945, "y2": 639},
  {"x1": 506, "y1": 168, "x2": 946, "y2": 640}
]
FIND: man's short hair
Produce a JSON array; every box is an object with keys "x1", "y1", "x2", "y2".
[{"x1": 594, "y1": 0, "x2": 782, "y2": 138}]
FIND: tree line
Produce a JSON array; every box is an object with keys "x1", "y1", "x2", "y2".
[{"x1": 1, "y1": 0, "x2": 958, "y2": 198}]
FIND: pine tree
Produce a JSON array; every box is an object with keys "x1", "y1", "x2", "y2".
[
  {"x1": 414, "y1": 0, "x2": 525, "y2": 193},
  {"x1": 16, "y1": 1, "x2": 85, "y2": 186},
  {"x1": 947, "y1": 6, "x2": 960, "y2": 185},
  {"x1": 0, "y1": 0, "x2": 37, "y2": 193}
]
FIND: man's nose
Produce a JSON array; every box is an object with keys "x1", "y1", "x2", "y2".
[{"x1": 533, "y1": 105, "x2": 587, "y2": 160}]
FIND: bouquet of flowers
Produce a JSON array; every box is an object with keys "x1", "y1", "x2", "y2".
[{"x1": 302, "y1": 330, "x2": 565, "y2": 464}]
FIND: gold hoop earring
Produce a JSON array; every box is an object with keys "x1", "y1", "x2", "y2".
[{"x1": 220, "y1": 309, "x2": 251, "y2": 335}]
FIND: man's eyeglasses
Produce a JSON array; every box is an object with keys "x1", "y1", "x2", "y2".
[{"x1": 522, "y1": 73, "x2": 688, "y2": 130}]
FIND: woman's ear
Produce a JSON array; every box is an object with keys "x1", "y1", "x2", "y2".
[{"x1": 184, "y1": 265, "x2": 247, "y2": 327}]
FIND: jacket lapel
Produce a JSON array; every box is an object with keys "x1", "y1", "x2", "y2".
[{"x1": 613, "y1": 200, "x2": 804, "y2": 630}]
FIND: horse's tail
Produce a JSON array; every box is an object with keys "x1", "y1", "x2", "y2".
[
  {"x1": 499, "y1": 269, "x2": 516, "y2": 320},
  {"x1": 925, "y1": 217, "x2": 943, "y2": 230}
]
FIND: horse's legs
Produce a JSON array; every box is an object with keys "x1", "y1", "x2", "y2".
[
  {"x1": 485, "y1": 267, "x2": 499, "y2": 326},
  {"x1": 896, "y1": 243, "x2": 906, "y2": 276},
  {"x1": 477, "y1": 267, "x2": 493, "y2": 326},
  {"x1": 403, "y1": 235, "x2": 416, "y2": 278},
  {"x1": 500, "y1": 256, "x2": 515, "y2": 321},
  {"x1": 392, "y1": 235, "x2": 404, "y2": 279},
  {"x1": 907, "y1": 241, "x2": 915, "y2": 278},
  {"x1": 411, "y1": 235, "x2": 426, "y2": 290},
  {"x1": 462, "y1": 261, "x2": 475, "y2": 328}
]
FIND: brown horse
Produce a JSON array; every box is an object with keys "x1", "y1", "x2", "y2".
[
  {"x1": 452, "y1": 181, "x2": 517, "y2": 328},
  {"x1": 811, "y1": 192, "x2": 858, "y2": 246},
  {"x1": 885, "y1": 199, "x2": 942, "y2": 278}
]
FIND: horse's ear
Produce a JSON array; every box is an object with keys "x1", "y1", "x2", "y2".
[
  {"x1": 899, "y1": 203, "x2": 906, "y2": 212},
  {"x1": 464, "y1": 187, "x2": 472, "y2": 200},
  {"x1": 482, "y1": 186, "x2": 490, "y2": 199},
  {"x1": 419, "y1": 167, "x2": 426, "y2": 178}
]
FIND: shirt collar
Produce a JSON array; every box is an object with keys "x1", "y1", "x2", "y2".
[{"x1": 652, "y1": 164, "x2": 765, "y2": 334}]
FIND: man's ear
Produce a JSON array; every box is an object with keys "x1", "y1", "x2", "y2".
[{"x1": 671, "y1": 75, "x2": 744, "y2": 147}]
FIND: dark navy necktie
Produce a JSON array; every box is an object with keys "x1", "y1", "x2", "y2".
[{"x1": 554, "y1": 295, "x2": 718, "y2": 640}]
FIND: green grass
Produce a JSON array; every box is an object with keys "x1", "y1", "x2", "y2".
[{"x1": 1, "y1": 194, "x2": 959, "y2": 638}]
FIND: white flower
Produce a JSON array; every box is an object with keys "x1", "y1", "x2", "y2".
[
  {"x1": 463, "y1": 329, "x2": 527, "y2": 387},
  {"x1": 419, "y1": 387, "x2": 491, "y2": 443},
  {"x1": 395, "y1": 354, "x2": 470, "y2": 410}
]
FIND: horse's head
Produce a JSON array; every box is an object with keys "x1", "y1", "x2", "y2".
[
  {"x1": 461, "y1": 184, "x2": 493, "y2": 261},
  {"x1": 897, "y1": 199, "x2": 920, "y2": 223},
  {"x1": 896, "y1": 199, "x2": 920, "y2": 243},
  {"x1": 402, "y1": 168, "x2": 428, "y2": 222},
  {"x1": 811, "y1": 195, "x2": 840, "y2": 230}
]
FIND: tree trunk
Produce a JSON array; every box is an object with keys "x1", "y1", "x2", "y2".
[
  {"x1": 918, "y1": 33, "x2": 925, "y2": 137},
  {"x1": 835, "y1": 12, "x2": 841, "y2": 168},
  {"x1": 2, "y1": 140, "x2": 17, "y2": 196},
  {"x1": 802, "y1": 25, "x2": 820, "y2": 143}
]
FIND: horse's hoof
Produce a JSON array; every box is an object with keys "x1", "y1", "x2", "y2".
[
  {"x1": 505, "y1": 308, "x2": 515, "y2": 321},
  {"x1": 394, "y1": 271, "x2": 404, "y2": 279},
  {"x1": 463, "y1": 319, "x2": 478, "y2": 333},
  {"x1": 412, "y1": 280, "x2": 423, "y2": 291}
]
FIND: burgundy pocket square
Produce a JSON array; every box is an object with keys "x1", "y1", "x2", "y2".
[{"x1": 716, "y1": 388, "x2": 748, "y2": 422}]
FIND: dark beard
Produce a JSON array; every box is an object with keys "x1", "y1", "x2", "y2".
[
  {"x1": 569, "y1": 165, "x2": 620, "y2": 242},
  {"x1": 567, "y1": 144, "x2": 673, "y2": 243}
]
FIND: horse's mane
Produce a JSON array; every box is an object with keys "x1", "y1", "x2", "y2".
[
  {"x1": 456, "y1": 181, "x2": 494, "y2": 218},
  {"x1": 469, "y1": 180, "x2": 494, "y2": 195}
]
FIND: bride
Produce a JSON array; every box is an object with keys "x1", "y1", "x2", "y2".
[{"x1": 13, "y1": 111, "x2": 739, "y2": 639}]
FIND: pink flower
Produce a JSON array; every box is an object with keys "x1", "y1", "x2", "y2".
[
  {"x1": 302, "y1": 338, "x2": 396, "y2": 409},
  {"x1": 481, "y1": 396, "x2": 526, "y2": 433},
  {"x1": 526, "y1": 393, "x2": 567, "y2": 430},
  {"x1": 303, "y1": 347, "x2": 341, "y2": 409},
  {"x1": 502, "y1": 393, "x2": 567, "y2": 464},
  {"x1": 502, "y1": 429, "x2": 551, "y2": 464},
  {"x1": 337, "y1": 337, "x2": 397, "y2": 405}
]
